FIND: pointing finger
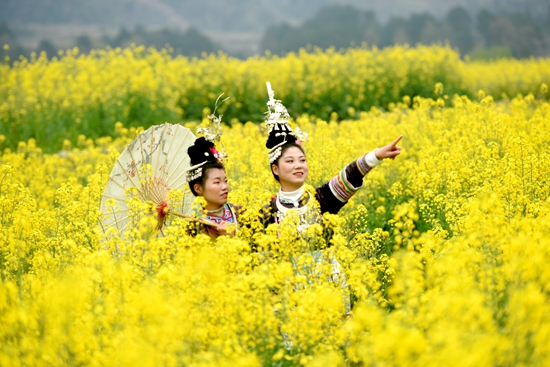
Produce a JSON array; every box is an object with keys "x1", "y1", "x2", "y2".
[{"x1": 391, "y1": 135, "x2": 403, "y2": 147}]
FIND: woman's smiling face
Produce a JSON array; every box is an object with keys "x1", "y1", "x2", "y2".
[{"x1": 271, "y1": 146, "x2": 309, "y2": 191}]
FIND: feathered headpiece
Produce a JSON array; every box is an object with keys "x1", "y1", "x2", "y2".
[
  {"x1": 186, "y1": 94, "x2": 229, "y2": 181},
  {"x1": 264, "y1": 82, "x2": 308, "y2": 163}
]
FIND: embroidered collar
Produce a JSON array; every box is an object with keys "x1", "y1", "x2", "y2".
[
  {"x1": 275, "y1": 186, "x2": 313, "y2": 216},
  {"x1": 206, "y1": 204, "x2": 225, "y2": 216},
  {"x1": 278, "y1": 186, "x2": 304, "y2": 207},
  {"x1": 205, "y1": 203, "x2": 237, "y2": 226},
  {"x1": 274, "y1": 186, "x2": 322, "y2": 232}
]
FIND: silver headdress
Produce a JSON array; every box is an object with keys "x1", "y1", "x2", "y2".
[
  {"x1": 264, "y1": 82, "x2": 308, "y2": 164},
  {"x1": 186, "y1": 94, "x2": 229, "y2": 182}
]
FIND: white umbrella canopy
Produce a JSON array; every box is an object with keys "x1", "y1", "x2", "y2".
[{"x1": 99, "y1": 122, "x2": 203, "y2": 237}]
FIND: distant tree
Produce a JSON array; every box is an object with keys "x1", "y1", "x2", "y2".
[
  {"x1": 444, "y1": 6, "x2": 475, "y2": 55},
  {"x1": 406, "y1": 12, "x2": 437, "y2": 45},
  {"x1": 260, "y1": 5, "x2": 369, "y2": 53},
  {"x1": 477, "y1": 9, "x2": 497, "y2": 47},
  {"x1": 420, "y1": 19, "x2": 443, "y2": 44},
  {"x1": 37, "y1": 39, "x2": 57, "y2": 58},
  {"x1": 299, "y1": 5, "x2": 367, "y2": 50},
  {"x1": 75, "y1": 35, "x2": 93, "y2": 54},
  {"x1": 0, "y1": 22, "x2": 28, "y2": 62},
  {"x1": 363, "y1": 23, "x2": 381, "y2": 47},
  {"x1": 260, "y1": 23, "x2": 296, "y2": 54},
  {"x1": 476, "y1": 11, "x2": 546, "y2": 58},
  {"x1": 392, "y1": 26, "x2": 409, "y2": 45},
  {"x1": 260, "y1": 4, "x2": 549, "y2": 58},
  {"x1": 507, "y1": 13, "x2": 545, "y2": 57},
  {"x1": 363, "y1": 11, "x2": 382, "y2": 46},
  {"x1": 178, "y1": 27, "x2": 220, "y2": 56},
  {"x1": 510, "y1": 13, "x2": 550, "y2": 57},
  {"x1": 109, "y1": 28, "x2": 133, "y2": 48},
  {"x1": 0, "y1": 22, "x2": 14, "y2": 42},
  {"x1": 380, "y1": 17, "x2": 408, "y2": 47},
  {"x1": 102, "y1": 26, "x2": 221, "y2": 57},
  {"x1": 489, "y1": 16, "x2": 519, "y2": 53}
]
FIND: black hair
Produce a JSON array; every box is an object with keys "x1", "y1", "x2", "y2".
[
  {"x1": 188, "y1": 161, "x2": 225, "y2": 196},
  {"x1": 187, "y1": 136, "x2": 225, "y2": 196},
  {"x1": 270, "y1": 142, "x2": 306, "y2": 182}
]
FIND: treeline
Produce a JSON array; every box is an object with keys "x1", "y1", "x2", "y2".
[
  {"x1": 2, "y1": 5, "x2": 550, "y2": 62},
  {"x1": 261, "y1": 5, "x2": 550, "y2": 58},
  {"x1": 0, "y1": 24, "x2": 222, "y2": 62}
]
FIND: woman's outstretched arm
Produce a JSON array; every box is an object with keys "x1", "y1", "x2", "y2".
[{"x1": 317, "y1": 135, "x2": 403, "y2": 214}]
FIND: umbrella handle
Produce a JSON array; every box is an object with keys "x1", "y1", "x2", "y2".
[{"x1": 171, "y1": 211, "x2": 219, "y2": 227}]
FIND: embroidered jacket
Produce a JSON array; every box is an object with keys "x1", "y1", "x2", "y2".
[
  {"x1": 262, "y1": 152, "x2": 378, "y2": 227},
  {"x1": 189, "y1": 203, "x2": 241, "y2": 239}
]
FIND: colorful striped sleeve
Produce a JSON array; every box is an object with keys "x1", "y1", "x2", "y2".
[{"x1": 328, "y1": 150, "x2": 381, "y2": 202}]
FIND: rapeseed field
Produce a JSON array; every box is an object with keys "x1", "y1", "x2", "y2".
[{"x1": 1, "y1": 45, "x2": 549, "y2": 366}]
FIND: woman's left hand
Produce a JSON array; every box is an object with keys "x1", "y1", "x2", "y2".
[
  {"x1": 217, "y1": 220, "x2": 236, "y2": 237},
  {"x1": 375, "y1": 135, "x2": 403, "y2": 160}
]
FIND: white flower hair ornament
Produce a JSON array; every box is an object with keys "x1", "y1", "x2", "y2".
[
  {"x1": 264, "y1": 82, "x2": 308, "y2": 164},
  {"x1": 186, "y1": 94, "x2": 229, "y2": 181}
]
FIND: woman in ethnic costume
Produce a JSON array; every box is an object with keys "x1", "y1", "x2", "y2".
[
  {"x1": 263, "y1": 82, "x2": 402, "y2": 226},
  {"x1": 261, "y1": 82, "x2": 402, "y2": 315},
  {"x1": 185, "y1": 96, "x2": 240, "y2": 239}
]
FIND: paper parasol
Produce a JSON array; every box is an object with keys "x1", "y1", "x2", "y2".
[{"x1": 99, "y1": 122, "x2": 215, "y2": 237}]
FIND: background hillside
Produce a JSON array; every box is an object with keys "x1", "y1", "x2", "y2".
[{"x1": 1, "y1": 0, "x2": 549, "y2": 58}]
